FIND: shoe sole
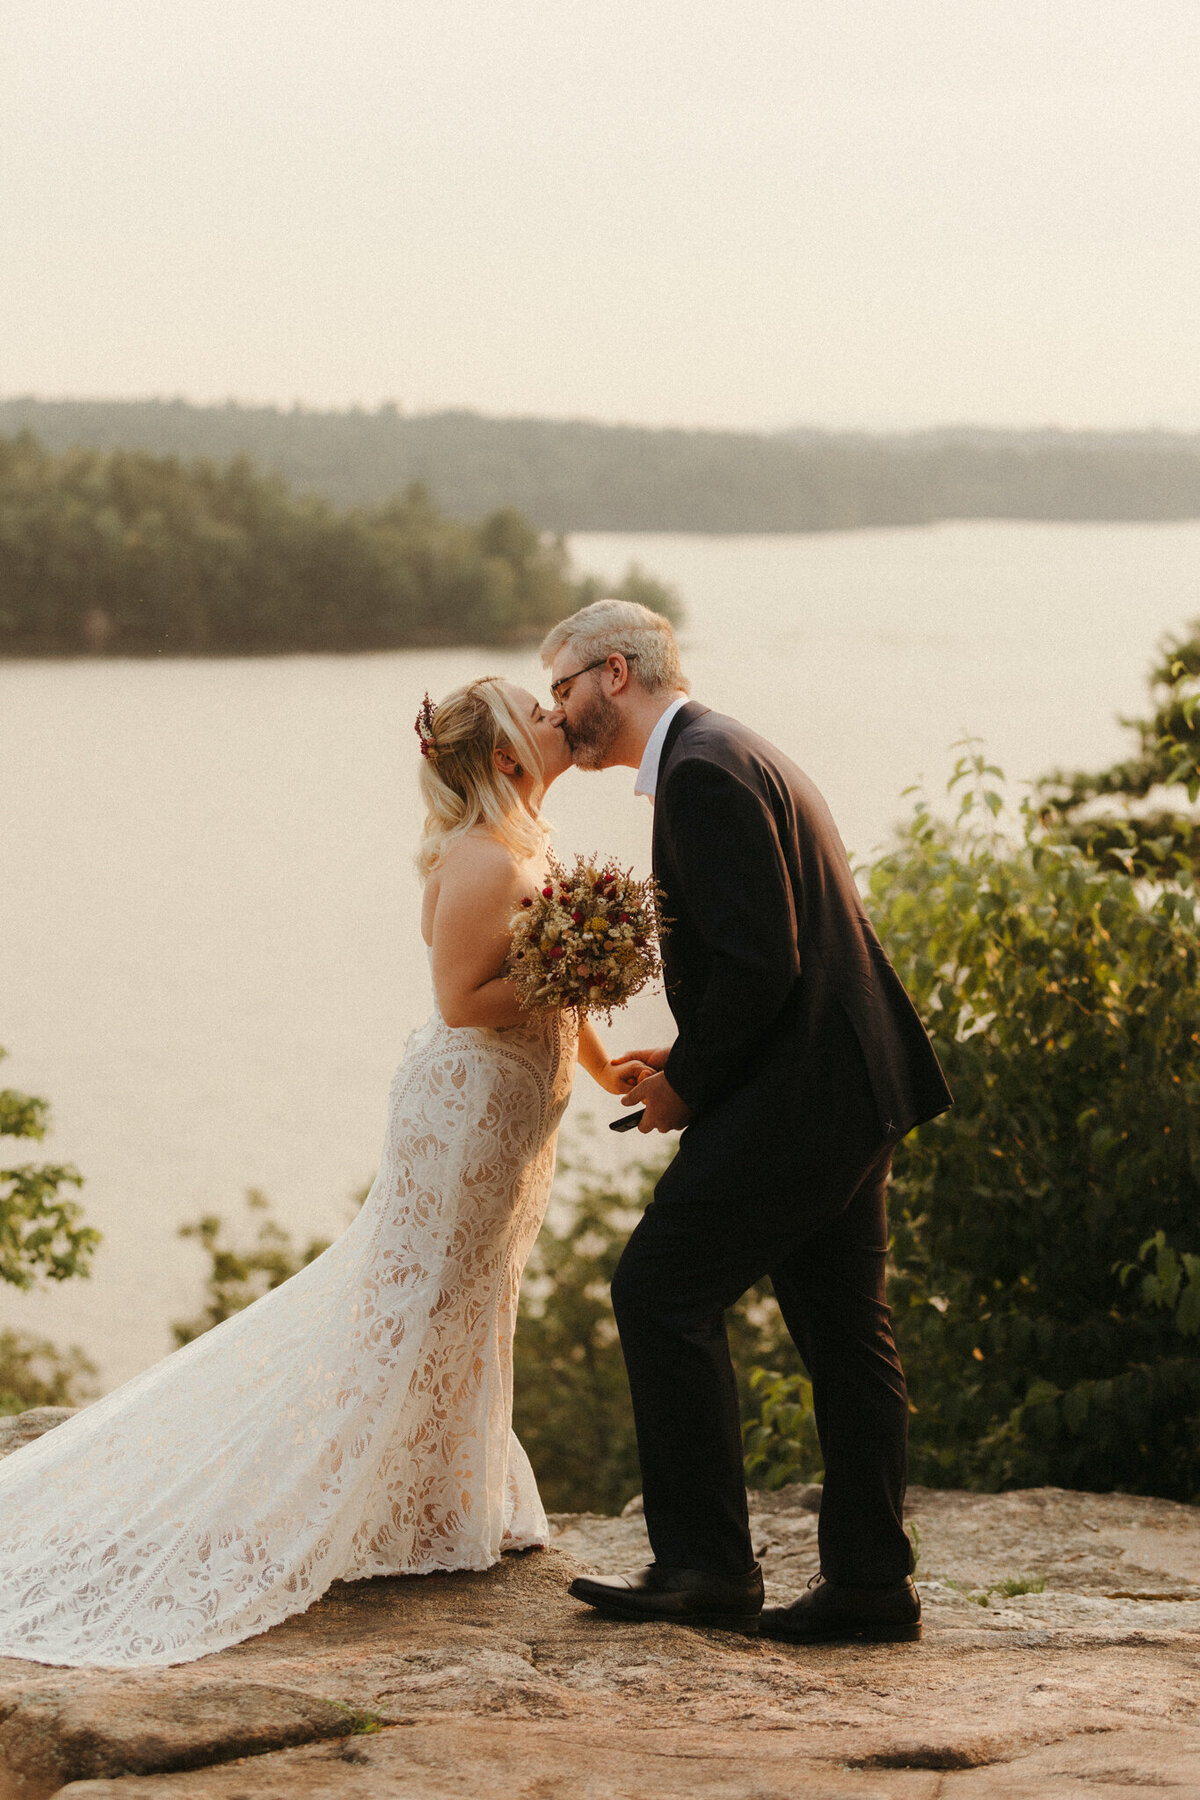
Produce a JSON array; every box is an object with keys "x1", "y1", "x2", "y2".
[
  {"x1": 762, "y1": 1619, "x2": 922, "y2": 1645},
  {"x1": 576, "y1": 1599, "x2": 762, "y2": 1635}
]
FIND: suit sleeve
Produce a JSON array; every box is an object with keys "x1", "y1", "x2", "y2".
[{"x1": 660, "y1": 759, "x2": 801, "y2": 1112}]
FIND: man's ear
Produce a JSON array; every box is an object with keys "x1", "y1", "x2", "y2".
[{"x1": 607, "y1": 654, "x2": 634, "y2": 694}]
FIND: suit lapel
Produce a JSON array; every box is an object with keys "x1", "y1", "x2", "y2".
[
  {"x1": 651, "y1": 701, "x2": 710, "y2": 873},
  {"x1": 658, "y1": 699, "x2": 709, "y2": 773}
]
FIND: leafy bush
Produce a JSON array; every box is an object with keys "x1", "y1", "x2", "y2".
[
  {"x1": 171, "y1": 1187, "x2": 362, "y2": 1345},
  {"x1": 171, "y1": 747, "x2": 1200, "y2": 1508},
  {"x1": 516, "y1": 744, "x2": 1200, "y2": 1510},
  {"x1": 0, "y1": 1047, "x2": 98, "y2": 1291},
  {"x1": 1123, "y1": 1231, "x2": 1200, "y2": 1338},
  {"x1": 0, "y1": 1049, "x2": 99, "y2": 1416},
  {"x1": 869, "y1": 752, "x2": 1200, "y2": 1499},
  {"x1": 0, "y1": 1329, "x2": 98, "y2": 1417},
  {"x1": 1039, "y1": 622, "x2": 1200, "y2": 877},
  {"x1": 741, "y1": 1368, "x2": 822, "y2": 1491}
]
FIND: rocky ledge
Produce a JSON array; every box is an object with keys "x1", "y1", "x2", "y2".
[{"x1": 1, "y1": 1409, "x2": 1198, "y2": 1798}]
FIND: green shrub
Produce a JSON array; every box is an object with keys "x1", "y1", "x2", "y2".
[
  {"x1": 1, "y1": 1047, "x2": 98, "y2": 1291},
  {"x1": 1039, "y1": 622, "x2": 1200, "y2": 877},
  {"x1": 0, "y1": 1329, "x2": 99, "y2": 1417},
  {"x1": 171, "y1": 1186, "x2": 361, "y2": 1345},
  {"x1": 741, "y1": 1368, "x2": 822, "y2": 1491},
  {"x1": 869, "y1": 751, "x2": 1200, "y2": 1499}
]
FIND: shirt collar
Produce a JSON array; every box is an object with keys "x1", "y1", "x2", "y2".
[{"x1": 634, "y1": 696, "x2": 690, "y2": 800}]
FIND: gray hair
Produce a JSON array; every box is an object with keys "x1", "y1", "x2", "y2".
[{"x1": 539, "y1": 599, "x2": 687, "y2": 696}]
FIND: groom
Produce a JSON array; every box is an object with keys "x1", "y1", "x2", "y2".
[{"x1": 541, "y1": 600, "x2": 951, "y2": 1644}]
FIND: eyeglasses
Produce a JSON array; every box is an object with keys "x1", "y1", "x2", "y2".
[{"x1": 550, "y1": 653, "x2": 637, "y2": 705}]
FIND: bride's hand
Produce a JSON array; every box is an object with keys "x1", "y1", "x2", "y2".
[
  {"x1": 611, "y1": 1046, "x2": 671, "y2": 1072},
  {"x1": 597, "y1": 1058, "x2": 655, "y2": 1095}
]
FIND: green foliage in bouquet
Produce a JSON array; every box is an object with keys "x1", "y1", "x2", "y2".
[{"x1": 868, "y1": 749, "x2": 1200, "y2": 1499}]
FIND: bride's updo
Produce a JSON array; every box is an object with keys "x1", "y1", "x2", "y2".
[{"x1": 415, "y1": 677, "x2": 548, "y2": 879}]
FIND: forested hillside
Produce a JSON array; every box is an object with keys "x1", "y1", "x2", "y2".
[
  {"x1": 0, "y1": 434, "x2": 677, "y2": 657},
  {"x1": 3, "y1": 398, "x2": 1199, "y2": 531}
]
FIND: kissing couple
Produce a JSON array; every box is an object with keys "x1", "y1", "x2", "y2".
[{"x1": 0, "y1": 600, "x2": 950, "y2": 1668}]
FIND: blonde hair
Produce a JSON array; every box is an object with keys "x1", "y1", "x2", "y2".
[
  {"x1": 415, "y1": 678, "x2": 548, "y2": 880},
  {"x1": 539, "y1": 599, "x2": 687, "y2": 695}
]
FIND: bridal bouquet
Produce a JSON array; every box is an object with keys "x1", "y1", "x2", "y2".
[{"x1": 509, "y1": 854, "x2": 663, "y2": 1019}]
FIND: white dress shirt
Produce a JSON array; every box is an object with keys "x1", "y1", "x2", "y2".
[{"x1": 634, "y1": 696, "x2": 690, "y2": 801}]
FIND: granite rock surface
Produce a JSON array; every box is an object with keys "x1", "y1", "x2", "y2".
[
  {"x1": 1, "y1": 1408, "x2": 1198, "y2": 1798},
  {"x1": 0, "y1": 1411, "x2": 77, "y2": 1460}
]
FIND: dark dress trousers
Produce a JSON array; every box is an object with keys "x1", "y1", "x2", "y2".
[{"x1": 610, "y1": 702, "x2": 952, "y2": 1583}]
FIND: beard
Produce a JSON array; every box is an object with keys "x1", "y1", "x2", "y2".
[{"x1": 562, "y1": 688, "x2": 622, "y2": 769}]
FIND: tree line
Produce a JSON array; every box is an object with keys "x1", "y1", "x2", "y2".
[
  {"x1": 0, "y1": 432, "x2": 679, "y2": 657},
  {"x1": 3, "y1": 397, "x2": 1200, "y2": 532}
]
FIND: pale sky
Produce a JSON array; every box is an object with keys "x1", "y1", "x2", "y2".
[{"x1": 2, "y1": 0, "x2": 1198, "y2": 432}]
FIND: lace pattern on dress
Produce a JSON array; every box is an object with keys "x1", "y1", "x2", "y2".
[{"x1": 0, "y1": 999, "x2": 576, "y2": 1668}]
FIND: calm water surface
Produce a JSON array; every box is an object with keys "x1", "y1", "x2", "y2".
[{"x1": 2, "y1": 521, "x2": 1197, "y2": 1385}]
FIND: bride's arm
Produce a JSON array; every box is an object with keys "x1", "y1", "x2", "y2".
[
  {"x1": 429, "y1": 837, "x2": 530, "y2": 1029},
  {"x1": 578, "y1": 1019, "x2": 654, "y2": 1094}
]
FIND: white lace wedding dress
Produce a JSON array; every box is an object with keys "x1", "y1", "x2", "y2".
[{"x1": 0, "y1": 974, "x2": 577, "y2": 1668}]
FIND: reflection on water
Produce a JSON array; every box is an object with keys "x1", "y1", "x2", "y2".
[{"x1": 2, "y1": 521, "x2": 1198, "y2": 1385}]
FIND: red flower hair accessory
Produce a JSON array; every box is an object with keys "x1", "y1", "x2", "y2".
[{"x1": 414, "y1": 693, "x2": 438, "y2": 759}]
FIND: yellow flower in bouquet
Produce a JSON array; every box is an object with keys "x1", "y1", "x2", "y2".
[{"x1": 508, "y1": 853, "x2": 664, "y2": 1020}]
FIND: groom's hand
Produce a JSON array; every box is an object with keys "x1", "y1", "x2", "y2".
[{"x1": 624, "y1": 1069, "x2": 692, "y2": 1133}]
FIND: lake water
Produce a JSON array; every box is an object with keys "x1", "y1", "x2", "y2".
[{"x1": 2, "y1": 521, "x2": 1198, "y2": 1387}]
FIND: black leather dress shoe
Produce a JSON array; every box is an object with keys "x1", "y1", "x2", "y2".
[
  {"x1": 569, "y1": 1562, "x2": 764, "y2": 1632},
  {"x1": 759, "y1": 1574, "x2": 921, "y2": 1644}
]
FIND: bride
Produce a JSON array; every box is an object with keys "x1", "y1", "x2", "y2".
[{"x1": 0, "y1": 676, "x2": 646, "y2": 1669}]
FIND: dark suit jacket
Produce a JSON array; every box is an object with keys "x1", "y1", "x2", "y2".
[{"x1": 653, "y1": 703, "x2": 951, "y2": 1165}]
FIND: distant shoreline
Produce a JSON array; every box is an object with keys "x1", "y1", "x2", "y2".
[{"x1": 4, "y1": 397, "x2": 1199, "y2": 535}]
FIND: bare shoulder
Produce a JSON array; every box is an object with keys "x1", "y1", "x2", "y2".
[{"x1": 435, "y1": 832, "x2": 526, "y2": 903}]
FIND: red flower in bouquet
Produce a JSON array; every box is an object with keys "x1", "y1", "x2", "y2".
[{"x1": 508, "y1": 853, "x2": 664, "y2": 1020}]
